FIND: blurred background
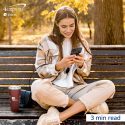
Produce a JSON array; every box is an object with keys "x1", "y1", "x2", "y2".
[{"x1": 0, "y1": 0, "x2": 125, "y2": 45}]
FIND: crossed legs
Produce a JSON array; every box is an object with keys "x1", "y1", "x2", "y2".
[
  {"x1": 59, "y1": 99, "x2": 86, "y2": 122},
  {"x1": 31, "y1": 79, "x2": 115, "y2": 123}
]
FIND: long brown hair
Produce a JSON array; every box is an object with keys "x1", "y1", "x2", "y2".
[{"x1": 49, "y1": 6, "x2": 91, "y2": 58}]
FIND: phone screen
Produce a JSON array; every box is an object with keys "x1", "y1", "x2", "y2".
[{"x1": 71, "y1": 47, "x2": 82, "y2": 55}]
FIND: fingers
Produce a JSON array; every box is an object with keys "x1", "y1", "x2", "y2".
[
  {"x1": 73, "y1": 54, "x2": 84, "y2": 67},
  {"x1": 62, "y1": 54, "x2": 84, "y2": 68},
  {"x1": 74, "y1": 55, "x2": 83, "y2": 61},
  {"x1": 74, "y1": 59, "x2": 83, "y2": 64},
  {"x1": 66, "y1": 55, "x2": 75, "y2": 59},
  {"x1": 68, "y1": 60, "x2": 74, "y2": 65},
  {"x1": 59, "y1": 56, "x2": 75, "y2": 69},
  {"x1": 66, "y1": 59, "x2": 75, "y2": 67},
  {"x1": 64, "y1": 55, "x2": 75, "y2": 63}
]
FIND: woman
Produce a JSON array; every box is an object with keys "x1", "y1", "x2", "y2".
[{"x1": 31, "y1": 6, "x2": 115, "y2": 125}]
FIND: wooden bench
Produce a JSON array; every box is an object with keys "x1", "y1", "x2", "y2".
[{"x1": 0, "y1": 45, "x2": 125, "y2": 125}]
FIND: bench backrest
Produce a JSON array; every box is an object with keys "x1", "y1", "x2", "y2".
[
  {"x1": 0, "y1": 46, "x2": 36, "y2": 92},
  {"x1": 0, "y1": 45, "x2": 125, "y2": 110},
  {"x1": 88, "y1": 45, "x2": 125, "y2": 111}
]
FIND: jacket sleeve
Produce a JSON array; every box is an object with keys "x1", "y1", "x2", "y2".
[
  {"x1": 76, "y1": 40, "x2": 92, "y2": 77},
  {"x1": 35, "y1": 37, "x2": 59, "y2": 78}
]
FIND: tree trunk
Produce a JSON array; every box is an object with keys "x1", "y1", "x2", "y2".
[
  {"x1": 8, "y1": 0, "x2": 12, "y2": 45},
  {"x1": 0, "y1": 1, "x2": 5, "y2": 40},
  {"x1": 87, "y1": 23, "x2": 92, "y2": 39},
  {"x1": 111, "y1": 0, "x2": 124, "y2": 44},
  {"x1": 0, "y1": 17, "x2": 5, "y2": 40},
  {"x1": 94, "y1": 0, "x2": 124, "y2": 45},
  {"x1": 94, "y1": 0, "x2": 105, "y2": 44}
]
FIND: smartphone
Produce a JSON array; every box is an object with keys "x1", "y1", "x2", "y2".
[{"x1": 71, "y1": 47, "x2": 82, "y2": 56}]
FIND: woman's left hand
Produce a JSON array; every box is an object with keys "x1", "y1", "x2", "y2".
[{"x1": 73, "y1": 53, "x2": 84, "y2": 68}]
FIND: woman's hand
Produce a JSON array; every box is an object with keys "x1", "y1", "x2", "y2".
[
  {"x1": 73, "y1": 53, "x2": 84, "y2": 68},
  {"x1": 55, "y1": 55, "x2": 75, "y2": 71}
]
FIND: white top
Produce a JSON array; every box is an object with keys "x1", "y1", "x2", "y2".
[
  {"x1": 53, "y1": 38, "x2": 77, "y2": 88},
  {"x1": 62, "y1": 38, "x2": 72, "y2": 57}
]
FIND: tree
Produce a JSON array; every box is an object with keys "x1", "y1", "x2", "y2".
[
  {"x1": 79, "y1": 4, "x2": 94, "y2": 39},
  {"x1": 94, "y1": 0, "x2": 124, "y2": 44},
  {"x1": 0, "y1": 0, "x2": 6, "y2": 40},
  {"x1": 0, "y1": 13, "x2": 5, "y2": 40},
  {"x1": 47, "y1": 0, "x2": 90, "y2": 14}
]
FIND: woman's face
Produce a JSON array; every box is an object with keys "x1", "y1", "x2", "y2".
[{"x1": 58, "y1": 17, "x2": 75, "y2": 38}]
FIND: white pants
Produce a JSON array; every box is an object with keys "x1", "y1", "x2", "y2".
[{"x1": 31, "y1": 79, "x2": 115, "y2": 111}]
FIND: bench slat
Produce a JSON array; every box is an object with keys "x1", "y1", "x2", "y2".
[
  {"x1": 86, "y1": 78, "x2": 125, "y2": 83},
  {"x1": 0, "y1": 51, "x2": 36, "y2": 56},
  {"x1": 92, "y1": 50, "x2": 125, "y2": 56},
  {"x1": 92, "y1": 58, "x2": 125, "y2": 64},
  {"x1": 0, "y1": 58, "x2": 35, "y2": 64},
  {"x1": 0, "y1": 108, "x2": 44, "y2": 119},
  {"x1": 92, "y1": 65, "x2": 125, "y2": 71},
  {"x1": 89, "y1": 72, "x2": 125, "y2": 79},
  {"x1": 0, "y1": 72, "x2": 38, "y2": 78},
  {"x1": 0, "y1": 79, "x2": 35, "y2": 84},
  {"x1": 0, "y1": 65, "x2": 35, "y2": 71},
  {"x1": 0, "y1": 87, "x2": 31, "y2": 92}
]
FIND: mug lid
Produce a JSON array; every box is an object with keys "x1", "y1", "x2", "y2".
[{"x1": 8, "y1": 85, "x2": 21, "y2": 90}]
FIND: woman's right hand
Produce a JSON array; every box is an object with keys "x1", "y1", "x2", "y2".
[{"x1": 55, "y1": 55, "x2": 75, "y2": 71}]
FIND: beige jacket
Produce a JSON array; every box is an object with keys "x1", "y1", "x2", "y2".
[{"x1": 35, "y1": 36, "x2": 92, "y2": 85}]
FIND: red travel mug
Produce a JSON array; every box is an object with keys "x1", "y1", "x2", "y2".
[{"x1": 8, "y1": 85, "x2": 21, "y2": 112}]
